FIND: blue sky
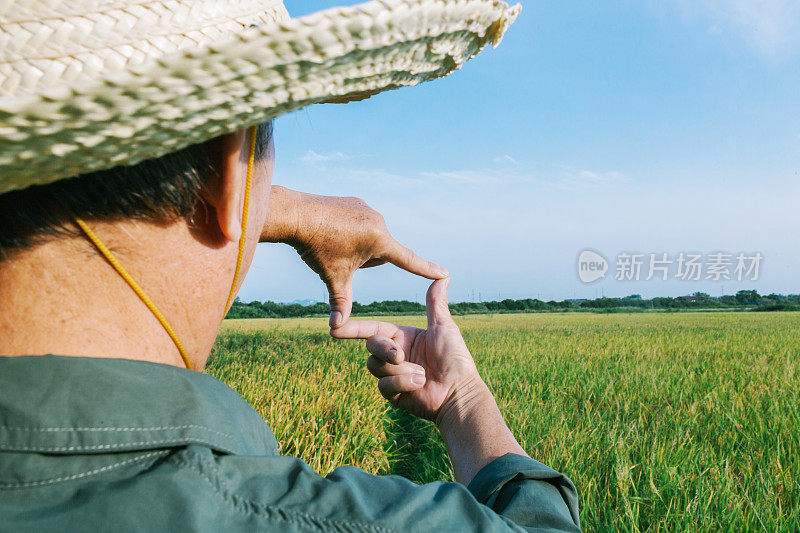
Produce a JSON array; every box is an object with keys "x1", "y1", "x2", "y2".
[{"x1": 240, "y1": 0, "x2": 800, "y2": 304}]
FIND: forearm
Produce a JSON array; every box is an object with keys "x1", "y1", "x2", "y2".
[
  {"x1": 436, "y1": 379, "x2": 528, "y2": 486},
  {"x1": 437, "y1": 381, "x2": 581, "y2": 531},
  {"x1": 260, "y1": 185, "x2": 302, "y2": 243},
  {"x1": 260, "y1": 186, "x2": 349, "y2": 245}
]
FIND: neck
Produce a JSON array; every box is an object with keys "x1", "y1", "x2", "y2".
[{"x1": 0, "y1": 218, "x2": 236, "y2": 370}]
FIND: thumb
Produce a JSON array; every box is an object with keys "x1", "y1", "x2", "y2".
[
  {"x1": 426, "y1": 278, "x2": 454, "y2": 328},
  {"x1": 328, "y1": 278, "x2": 353, "y2": 329}
]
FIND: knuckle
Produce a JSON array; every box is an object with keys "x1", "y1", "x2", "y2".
[
  {"x1": 367, "y1": 341, "x2": 387, "y2": 358},
  {"x1": 366, "y1": 357, "x2": 381, "y2": 373},
  {"x1": 365, "y1": 218, "x2": 385, "y2": 240},
  {"x1": 368, "y1": 209, "x2": 385, "y2": 226},
  {"x1": 377, "y1": 377, "x2": 392, "y2": 394},
  {"x1": 330, "y1": 296, "x2": 349, "y2": 305},
  {"x1": 403, "y1": 247, "x2": 416, "y2": 265},
  {"x1": 347, "y1": 196, "x2": 367, "y2": 207},
  {"x1": 380, "y1": 390, "x2": 394, "y2": 402},
  {"x1": 369, "y1": 217, "x2": 384, "y2": 233}
]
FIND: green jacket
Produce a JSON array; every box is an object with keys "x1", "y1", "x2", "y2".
[{"x1": 0, "y1": 356, "x2": 580, "y2": 532}]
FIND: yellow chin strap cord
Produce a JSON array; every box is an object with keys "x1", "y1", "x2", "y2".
[
  {"x1": 223, "y1": 126, "x2": 257, "y2": 314},
  {"x1": 74, "y1": 125, "x2": 258, "y2": 371}
]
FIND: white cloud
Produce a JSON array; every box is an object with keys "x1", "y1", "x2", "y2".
[
  {"x1": 420, "y1": 165, "x2": 628, "y2": 189},
  {"x1": 292, "y1": 153, "x2": 627, "y2": 192},
  {"x1": 673, "y1": 0, "x2": 800, "y2": 57},
  {"x1": 577, "y1": 169, "x2": 626, "y2": 183},
  {"x1": 299, "y1": 150, "x2": 351, "y2": 164},
  {"x1": 421, "y1": 169, "x2": 504, "y2": 184},
  {"x1": 551, "y1": 168, "x2": 628, "y2": 191},
  {"x1": 493, "y1": 155, "x2": 518, "y2": 165},
  {"x1": 342, "y1": 168, "x2": 426, "y2": 186}
]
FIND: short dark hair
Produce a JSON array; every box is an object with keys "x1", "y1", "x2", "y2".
[{"x1": 0, "y1": 122, "x2": 273, "y2": 258}]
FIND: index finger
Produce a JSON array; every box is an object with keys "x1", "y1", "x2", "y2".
[
  {"x1": 330, "y1": 319, "x2": 401, "y2": 340},
  {"x1": 384, "y1": 239, "x2": 448, "y2": 280}
]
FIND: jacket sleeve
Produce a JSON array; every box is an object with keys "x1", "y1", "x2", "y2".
[
  {"x1": 203, "y1": 449, "x2": 581, "y2": 532},
  {"x1": 468, "y1": 453, "x2": 581, "y2": 532}
]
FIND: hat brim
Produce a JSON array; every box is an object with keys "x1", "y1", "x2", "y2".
[{"x1": 0, "y1": 0, "x2": 520, "y2": 195}]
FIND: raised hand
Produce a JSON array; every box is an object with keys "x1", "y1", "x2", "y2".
[
  {"x1": 331, "y1": 278, "x2": 486, "y2": 423},
  {"x1": 260, "y1": 186, "x2": 448, "y2": 329},
  {"x1": 334, "y1": 278, "x2": 529, "y2": 486}
]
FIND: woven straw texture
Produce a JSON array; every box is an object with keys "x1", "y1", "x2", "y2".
[{"x1": 0, "y1": 0, "x2": 520, "y2": 195}]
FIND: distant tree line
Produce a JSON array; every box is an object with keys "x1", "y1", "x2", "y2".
[{"x1": 226, "y1": 290, "x2": 800, "y2": 319}]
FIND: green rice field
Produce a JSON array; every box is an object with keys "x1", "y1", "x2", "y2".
[{"x1": 206, "y1": 312, "x2": 800, "y2": 531}]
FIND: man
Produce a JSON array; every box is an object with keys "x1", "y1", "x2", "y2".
[{"x1": 0, "y1": 0, "x2": 580, "y2": 531}]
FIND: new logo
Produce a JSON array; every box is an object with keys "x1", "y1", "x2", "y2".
[{"x1": 577, "y1": 249, "x2": 608, "y2": 283}]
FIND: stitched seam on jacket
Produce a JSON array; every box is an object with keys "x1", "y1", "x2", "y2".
[
  {"x1": 0, "y1": 450, "x2": 170, "y2": 489},
  {"x1": 0, "y1": 437, "x2": 234, "y2": 452},
  {"x1": 170, "y1": 450, "x2": 397, "y2": 533},
  {"x1": 0, "y1": 425, "x2": 232, "y2": 439}
]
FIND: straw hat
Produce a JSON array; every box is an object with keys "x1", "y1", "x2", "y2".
[{"x1": 0, "y1": 0, "x2": 520, "y2": 195}]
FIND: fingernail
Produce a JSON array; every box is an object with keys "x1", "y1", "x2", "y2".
[
  {"x1": 329, "y1": 311, "x2": 343, "y2": 328},
  {"x1": 412, "y1": 365, "x2": 425, "y2": 375},
  {"x1": 411, "y1": 374, "x2": 426, "y2": 387},
  {"x1": 387, "y1": 349, "x2": 399, "y2": 364},
  {"x1": 436, "y1": 267, "x2": 449, "y2": 278}
]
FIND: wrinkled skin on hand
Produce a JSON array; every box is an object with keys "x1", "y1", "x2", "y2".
[
  {"x1": 331, "y1": 278, "x2": 486, "y2": 424},
  {"x1": 264, "y1": 190, "x2": 447, "y2": 328}
]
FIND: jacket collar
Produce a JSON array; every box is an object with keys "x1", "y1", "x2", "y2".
[{"x1": 0, "y1": 355, "x2": 278, "y2": 456}]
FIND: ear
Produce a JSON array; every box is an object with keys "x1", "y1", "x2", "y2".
[{"x1": 201, "y1": 129, "x2": 248, "y2": 242}]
